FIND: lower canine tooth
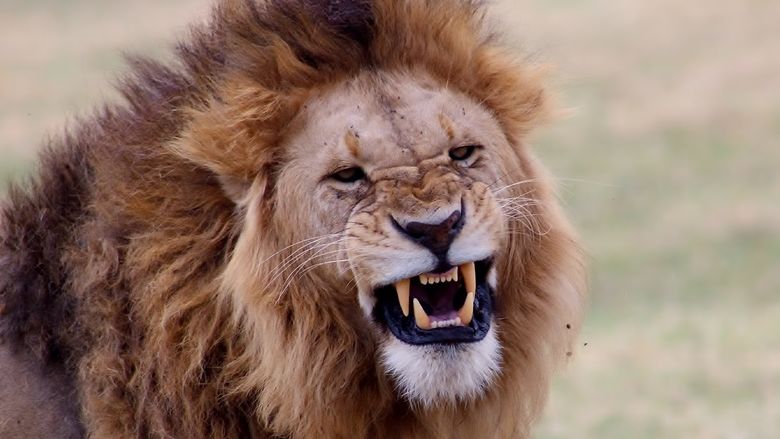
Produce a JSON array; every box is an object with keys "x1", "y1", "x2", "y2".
[
  {"x1": 394, "y1": 278, "x2": 410, "y2": 317},
  {"x1": 458, "y1": 292, "x2": 475, "y2": 326},
  {"x1": 412, "y1": 299, "x2": 431, "y2": 330}
]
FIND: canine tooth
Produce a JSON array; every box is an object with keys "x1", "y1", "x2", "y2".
[
  {"x1": 458, "y1": 292, "x2": 475, "y2": 326},
  {"x1": 460, "y1": 262, "x2": 476, "y2": 294},
  {"x1": 420, "y1": 274, "x2": 428, "y2": 285},
  {"x1": 453, "y1": 269, "x2": 458, "y2": 282},
  {"x1": 413, "y1": 299, "x2": 431, "y2": 330},
  {"x1": 455, "y1": 317, "x2": 462, "y2": 326},
  {"x1": 395, "y1": 278, "x2": 411, "y2": 317}
]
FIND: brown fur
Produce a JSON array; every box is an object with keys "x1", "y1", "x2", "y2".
[
  {"x1": 345, "y1": 131, "x2": 362, "y2": 158},
  {"x1": 0, "y1": 0, "x2": 584, "y2": 437}
]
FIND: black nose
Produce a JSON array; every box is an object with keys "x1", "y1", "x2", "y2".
[{"x1": 394, "y1": 208, "x2": 465, "y2": 259}]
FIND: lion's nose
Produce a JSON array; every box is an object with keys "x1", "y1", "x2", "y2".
[{"x1": 393, "y1": 207, "x2": 465, "y2": 260}]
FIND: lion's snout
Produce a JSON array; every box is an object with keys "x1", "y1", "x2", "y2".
[{"x1": 391, "y1": 202, "x2": 464, "y2": 262}]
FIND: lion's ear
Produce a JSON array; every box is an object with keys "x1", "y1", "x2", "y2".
[{"x1": 171, "y1": 85, "x2": 282, "y2": 205}]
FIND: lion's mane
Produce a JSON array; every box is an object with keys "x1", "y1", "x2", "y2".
[{"x1": 0, "y1": 0, "x2": 584, "y2": 437}]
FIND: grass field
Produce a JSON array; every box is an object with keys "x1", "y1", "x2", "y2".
[{"x1": 2, "y1": 0, "x2": 779, "y2": 437}]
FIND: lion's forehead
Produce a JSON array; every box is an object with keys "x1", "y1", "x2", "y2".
[{"x1": 289, "y1": 71, "x2": 505, "y2": 172}]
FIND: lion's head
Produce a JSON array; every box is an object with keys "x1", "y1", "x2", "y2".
[
  {"x1": 160, "y1": 0, "x2": 584, "y2": 435},
  {"x1": 277, "y1": 72, "x2": 517, "y2": 404}
]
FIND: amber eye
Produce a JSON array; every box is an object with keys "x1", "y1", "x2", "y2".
[
  {"x1": 330, "y1": 167, "x2": 366, "y2": 184},
  {"x1": 449, "y1": 145, "x2": 478, "y2": 161}
]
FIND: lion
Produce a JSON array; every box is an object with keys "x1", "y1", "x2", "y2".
[{"x1": 0, "y1": 0, "x2": 585, "y2": 437}]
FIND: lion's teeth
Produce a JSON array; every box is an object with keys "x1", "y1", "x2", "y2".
[
  {"x1": 458, "y1": 292, "x2": 475, "y2": 326},
  {"x1": 394, "y1": 278, "x2": 411, "y2": 317},
  {"x1": 418, "y1": 268, "x2": 462, "y2": 285},
  {"x1": 413, "y1": 299, "x2": 431, "y2": 330},
  {"x1": 428, "y1": 318, "x2": 463, "y2": 329},
  {"x1": 460, "y1": 261, "x2": 476, "y2": 294}
]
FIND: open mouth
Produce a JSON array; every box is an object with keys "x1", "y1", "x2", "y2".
[{"x1": 372, "y1": 259, "x2": 494, "y2": 345}]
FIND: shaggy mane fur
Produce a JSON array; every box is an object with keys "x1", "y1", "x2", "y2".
[{"x1": 0, "y1": 0, "x2": 584, "y2": 437}]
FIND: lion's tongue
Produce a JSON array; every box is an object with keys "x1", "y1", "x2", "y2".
[{"x1": 393, "y1": 262, "x2": 476, "y2": 330}]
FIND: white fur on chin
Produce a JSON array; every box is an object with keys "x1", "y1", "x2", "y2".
[{"x1": 379, "y1": 325, "x2": 502, "y2": 407}]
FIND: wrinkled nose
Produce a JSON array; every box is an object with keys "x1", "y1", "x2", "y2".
[{"x1": 393, "y1": 207, "x2": 465, "y2": 260}]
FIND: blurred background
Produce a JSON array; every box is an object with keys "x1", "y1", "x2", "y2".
[{"x1": 1, "y1": 0, "x2": 778, "y2": 437}]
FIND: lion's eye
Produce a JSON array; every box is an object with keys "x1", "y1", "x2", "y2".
[
  {"x1": 449, "y1": 145, "x2": 478, "y2": 162},
  {"x1": 330, "y1": 167, "x2": 366, "y2": 184}
]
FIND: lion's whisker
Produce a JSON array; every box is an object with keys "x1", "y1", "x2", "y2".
[
  {"x1": 491, "y1": 179, "x2": 541, "y2": 193},
  {"x1": 266, "y1": 238, "x2": 349, "y2": 286},
  {"x1": 271, "y1": 243, "x2": 371, "y2": 291},
  {"x1": 276, "y1": 251, "x2": 372, "y2": 300},
  {"x1": 256, "y1": 232, "x2": 343, "y2": 267},
  {"x1": 254, "y1": 236, "x2": 344, "y2": 279}
]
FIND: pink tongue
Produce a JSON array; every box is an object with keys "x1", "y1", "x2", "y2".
[{"x1": 410, "y1": 281, "x2": 459, "y2": 316}]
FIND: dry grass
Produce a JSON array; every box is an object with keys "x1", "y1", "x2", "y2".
[{"x1": 1, "y1": 0, "x2": 778, "y2": 437}]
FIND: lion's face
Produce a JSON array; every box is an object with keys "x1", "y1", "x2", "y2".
[{"x1": 270, "y1": 71, "x2": 529, "y2": 406}]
